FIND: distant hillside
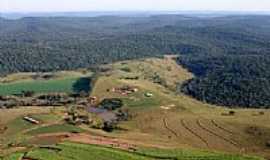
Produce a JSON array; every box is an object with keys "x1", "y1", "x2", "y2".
[{"x1": 1, "y1": 15, "x2": 270, "y2": 107}]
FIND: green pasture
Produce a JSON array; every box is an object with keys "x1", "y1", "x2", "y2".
[
  {"x1": 26, "y1": 124, "x2": 84, "y2": 135},
  {"x1": 0, "y1": 76, "x2": 92, "y2": 95},
  {"x1": 3, "y1": 142, "x2": 261, "y2": 160},
  {"x1": 0, "y1": 153, "x2": 24, "y2": 160}
]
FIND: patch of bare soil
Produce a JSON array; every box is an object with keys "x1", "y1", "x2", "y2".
[
  {"x1": 31, "y1": 132, "x2": 137, "y2": 151},
  {"x1": 28, "y1": 133, "x2": 71, "y2": 145},
  {"x1": 66, "y1": 133, "x2": 137, "y2": 151}
]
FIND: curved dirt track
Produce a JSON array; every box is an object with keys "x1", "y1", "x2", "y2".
[
  {"x1": 196, "y1": 119, "x2": 239, "y2": 148},
  {"x1": 163, "y1": 117, "x2": 179, "y2": 138},
  {"x1": 210, "y1": 120, "x2": 237, "y2": 135},
  {"x1": 180, "y1": 119, "x2": 210, "y2": 148}
]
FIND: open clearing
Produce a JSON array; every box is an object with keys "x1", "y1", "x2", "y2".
[{"x1": 0, "y1": 71, "x2": 93, "y2": 95}]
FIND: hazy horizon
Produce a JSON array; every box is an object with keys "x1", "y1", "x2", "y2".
[{"x1": 1, "y1": 0, "x2": 270, "y2": 13}]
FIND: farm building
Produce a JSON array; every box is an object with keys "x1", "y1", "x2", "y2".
[
  {"x1": 88, "y1": 96, "x2": 98, "y2": 103},
  {"x1": 23, "y1": 116, "x2": 40, "y2": 124},
  {"x1": 111, "y1": 85, "x2": 138, "y2": 95}
]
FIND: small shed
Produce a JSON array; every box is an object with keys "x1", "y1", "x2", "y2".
[
  {"x1": 23, "y1": 116, "x2": 40, "y2": 124},
  {"x1": 144, "y1": 92, "x2": 153, "y2": 97}
]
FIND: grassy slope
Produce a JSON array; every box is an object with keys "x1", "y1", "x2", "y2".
[
  {"x1": 0, "y1": 108, "x2": 64, "y2": 151},
  {"x1": 26, "y1": 124, "x2": 84, "y2": 135},
  {"x1": 24, "y1": 142, "x2": 263, "y2": 160},
  {"x1": 90, "y1": 57, "x2": 270, "y2": 159},
  {"x1": 0, "y1": 107, "x2": 53, "y2": 125}
]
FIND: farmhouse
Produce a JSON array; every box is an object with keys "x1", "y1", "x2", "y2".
[{"x1": 111, "y1": 85, "x2": 138, "y2": 95}]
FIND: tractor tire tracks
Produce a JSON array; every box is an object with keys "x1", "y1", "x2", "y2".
[
  {"x1": 180, "y1": 119, "x2": 210, "y2": 148},
  {"x1": 163, "y1": 118, "x2": 179, "y2": 137},
  {"x1": 197, "y1": 119, "x2": 239, "y2": 148},
  {"x1": 210, "y1": 120, "x2": 237, "y2": 135}
]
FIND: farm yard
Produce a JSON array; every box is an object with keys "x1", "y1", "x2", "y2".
[{"x1": 0, "y1": 57, "x2": 270, "y2": 159}]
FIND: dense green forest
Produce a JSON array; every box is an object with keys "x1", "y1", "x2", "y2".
[{"x1": 1, "y1": 15, "x2": 270, "y2": 108}]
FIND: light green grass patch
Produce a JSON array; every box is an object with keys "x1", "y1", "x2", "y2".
[
  {"x1": 23, "y1": 142, "x2": 264, "y2": 160},
  {"x1": 30, "y1": 114, "x2": 62, "y2": 124},
  {"x1": 4, "y1": 117, "x2": 35, "y2": 136},
  {"x1": 0, "y1": 77, "x2": 79, "y2": 95},
  {"x1": 137, "y1": 147, "x2": 264, "y2": 160},
  {"x1": 122, "y1": 96, "x2": 161, "y2": 108},
  {"x1": 2, "y1": 153, "x2": 24, "y2": 160},
  {"x1": 27, "y1": 124, "x2": 84, "y2": 135},
  {"x1": 26, "y1": 142, "x2": 150, "y2": 160},
  {"x1": 1, "y1": 117, "x2": 36, "y2": 146}
]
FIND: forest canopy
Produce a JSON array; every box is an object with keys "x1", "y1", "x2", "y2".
[{"x1": 1, "y1": 15, "x2": 270, "y2": 108}]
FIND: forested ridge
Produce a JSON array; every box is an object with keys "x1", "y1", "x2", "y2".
[{"x1": 1, "y1": 15, "x2": 270, "y2": 108}]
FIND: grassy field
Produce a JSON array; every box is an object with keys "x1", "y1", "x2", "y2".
[
  {"x1": 0, "y1": 107, "x2": 53, "y2": 124},
  {"x1": 16, "y1": 142, "x2": 263, "y2": 160},
  {"x1": 30, "y1": 114, "x2": 62, "y2": 124},
  {"x1": 27, "y1": 124, "x2": 84, "y2": 135},
  {"x1": 0, "y1": 77, "x2": 80, "y2": 95},
  {"x1": 0, "y1": 71, "x2": 93, "y2": 95},
  {"x1": 0, "y1": 152, "x2": 24, "y2": 160},
  {"x1": 0, "y1": 108, "x2": 65, "y2": 150}
]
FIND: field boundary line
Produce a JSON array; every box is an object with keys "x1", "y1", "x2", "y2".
[
  {"x1": 197, "y1": 119, "x2": 239, "y2": 148},
  {"x1": 180, "y1": 119, "x2": 210, "y2": 148}
]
